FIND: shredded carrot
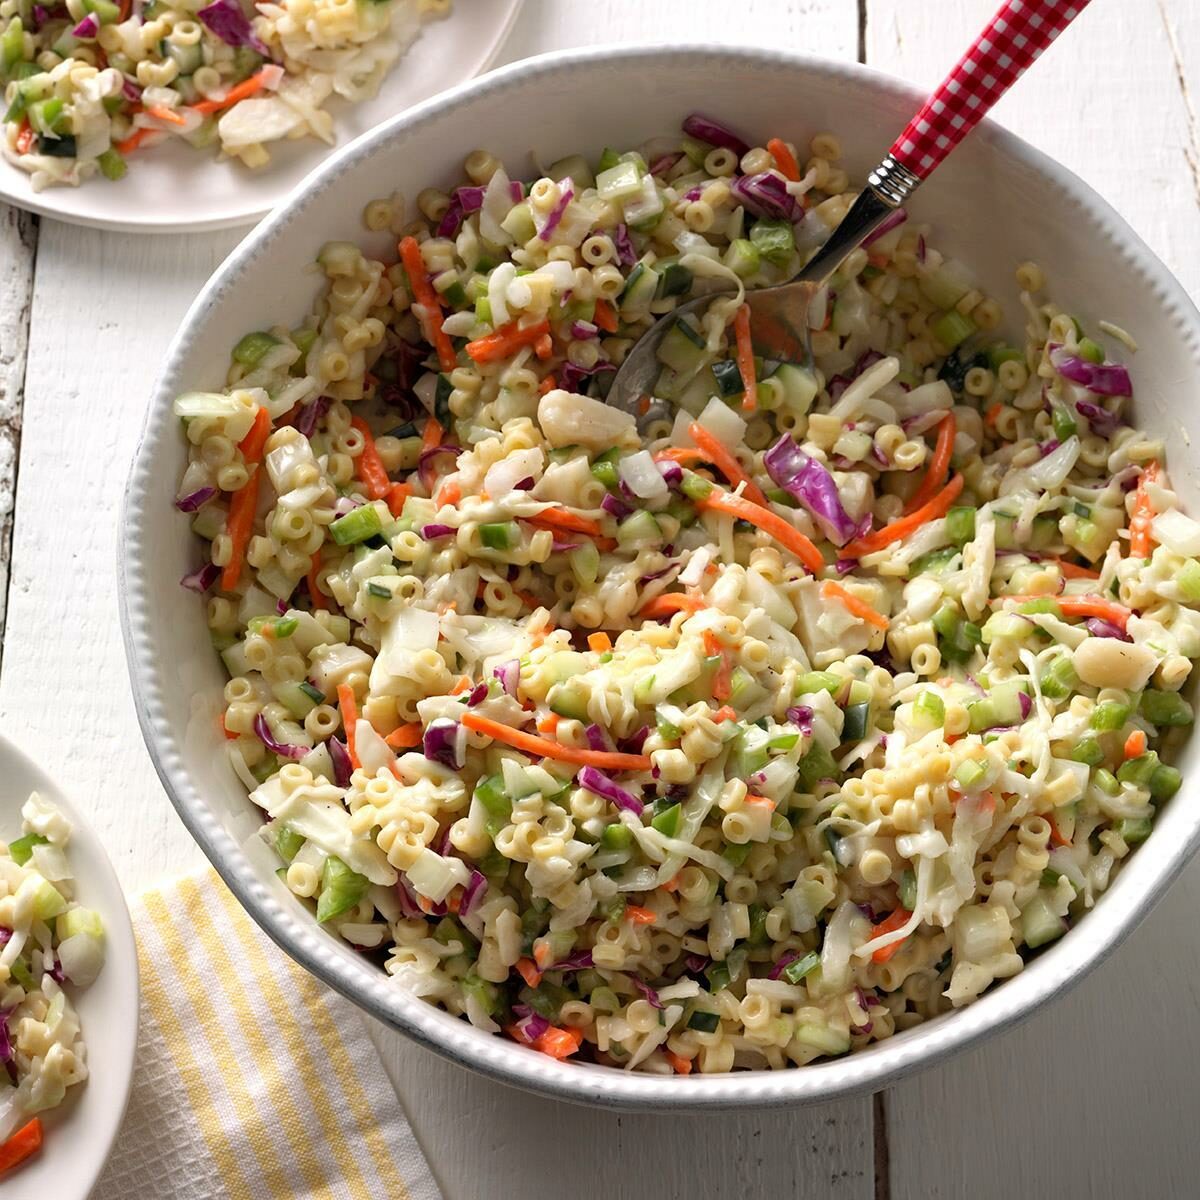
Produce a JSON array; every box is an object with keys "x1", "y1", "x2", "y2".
[
  {"x1": 118, "y1": 0, "x2": 131, "y2": 19},
  {"x1": 221, "y1": 715, "x2": 238, "y2": 740},
  {"x1": 902, "y1": 411, "x2": 956, "y2": 515},
  {"x1": 744, "y1": 793, "x2": 776, "y2": 809},
  {"x1": 537, "y1": 714, "x2": 560, "y2": 735},
  {"x1": 461, "y1": 712, "x2": 651, "y2": 772},
  {"x1": 115, "y1": 126, "x2": 156, "y2": 155},
  {"x1": 532, "y1": 939, "x2": 553, "y2": 969},
  {"x1": 661, "y1": 874, "x2": 681, "y2": 892},
  {"x1": 385, "y1": 723, "x2": 423, "y2": 749},
  {"x1": 870, "y1": 908, "x2": 912, "y2": 964},
  {"x1": 1047, "y1": 814, "x2": 1071, "y2": 848},
  {"x1": 821, "y1": 580, "x2": 889, "y2": 631},
  {"x1": 350, "y1": 417, "x2": 391, "y2": 501},
  {"x1": 625, "y1": 905, "x2": 657, "y2": 926},
  {"x1": 766, "y1": 136, "x2": 800, "y2": 182},
  {"x1": 534, "y1": 332, "x2": 553, "y2": 360},
  {"x1": 190, "y1": 67, "x2": 274, "y2": 115},
  {"x1": 0, "y1": 1118, "x2": 42, "y2": 1175},
  {"x1": 687, "y1": 421, "x2": 769, "y2": 507},
  {"x1": 984, "y1": 402, "x2": 1003, "y2": 428},
  {"x1": 1124, "y1": 729, "x2": 1148, "y2": 760},
  {"x1": 219, "y1": 471, "x2": 260, "y2": 592},
  {"x1": 465, "y1": 318, "x2": 551, "y2": 364},
  {"x1": 538, "y1": 375, "x2": 557, "y2": 395},
  {"x1": 712, "y1": 705, "x2": 738, "y2": 723},
  {"x1": 337, "y1": 684, "x2": 361, "y2": 768},
  {"x1": 733, "y1": 303, "x2": 757, "y2": 412},
  {"x1": 533, "y1": 1026, "x2": 584, "y2": 1059},
  {"x1": 450, "y1": 675, "x2": 472, "y2": 695},
  {"x1": 387, "y1": 481, "x2": 414, "y2": 517},
  {"x1": 398, "y1": 236, "x2": 457, "y2": 371},
  {"x1": 237, "y1": 405, "x2": 272, "y2": 465},
  {"x1": 664, "y1": 1049, "x2": 694, "y2": 1075},
  {"x1": 594, "y1": 298, "x2": 618, "y2": 333},
  {"x1": 437, "y1": 479, "x2": 462, "y2": 508},
  {"x1": 1129, "y1": 460, "x2": 1160, "y2": 559},
  {"x1": 1055, "y1": 559, "x2": 1100, "y2": 580},
  {"x1": 422, "y1": 416, "x2": 444, "y2": 453},
  {"x1": 147, "y1": 104, "x2": 186, "y2": 126},
  {"x1": 997, "y1": 594, "x2": 1133, "y2": 633},
  {"x1": 699, "y1": 489, "x2": 825, "y2": 575},
  {"x1": 842, "y1": 473, "x2": 965, "y2": 559},
  {"x1": 654, "y1": 447, "x2": 707, "y2": 465},
  {"x1": 515, "y1": 957, "x2": 543, "y2": 988},
  {"x1": 588, "y1": 632, "x2": 613, "y2": 653},
  {"x1": 527, "y1": 507, "x2": 604, "y2": 537},
  {"x1": 637, "y1": 592, "x2": 706, "y2": 620},
  {"x1": 14, "y1": 118, "x2": 35, "y2": 155}
]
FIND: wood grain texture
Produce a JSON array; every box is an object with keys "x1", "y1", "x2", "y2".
[
  {"x1": 0, "y1": 204, "x2": 36, "y2": 648},
  {"x1": 867, "y1": 3, "x2": 1200, "y2": 1197}
]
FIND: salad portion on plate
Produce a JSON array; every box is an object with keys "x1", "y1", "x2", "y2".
[
  {"x1": 0, "y1": 791, "x2": 105, "y2": 1175},
  {"x1": 0, "y1": 0, "x2": 448, "y2": 190},
  {"x1": 170, "y1": 112, "x2": 1197, "y2": 1075}
]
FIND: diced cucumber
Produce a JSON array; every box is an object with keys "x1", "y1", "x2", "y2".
[
  {"x1": 1021, "y1": 893, "x2": 1066, "y2": 949},
  {"x1": 657, "y1": 318, "x2": 708, "y2": 373},
  {"x1": 619, "y1": 262, "x2": 660, "y2": 311}
]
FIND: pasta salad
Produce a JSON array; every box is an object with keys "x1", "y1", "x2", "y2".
[
  {"x1": 0, "y1": 0, "x2": 447, "y2": 190},
  {"x1": 0, "y1": 793, "x2": 104, "y2": 1172},
  {"x1": 173, "y1": 115, "x2": 1196, "y2": 1074}
]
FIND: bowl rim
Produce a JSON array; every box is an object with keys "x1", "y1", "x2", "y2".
[{"x1": 120, "y1": 41, "x2": 1200, "y2": 1110}]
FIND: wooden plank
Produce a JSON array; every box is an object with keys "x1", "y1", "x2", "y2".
[
  {"x1": 865, "y1": 2, "x2": 1200, "y2": 1197},
  {"x1": 0, "y1": 204, "x2": 36, "y2": 650}
]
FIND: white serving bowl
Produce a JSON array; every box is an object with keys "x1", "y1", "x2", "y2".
[{"x1": 121, "y1": 44, "x2": 1200, "y2": 1110}]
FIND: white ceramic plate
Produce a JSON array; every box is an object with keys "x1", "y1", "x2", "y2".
[
  {"x1": 0, "y1": 736, "x2": 138, "y2": 1196},
  {"x1": 122, "y1": 46, "x2": 1200, "y2": 1109},
  {"x1": 0, "y1": 0, "x2": 523, "y2": 233}
]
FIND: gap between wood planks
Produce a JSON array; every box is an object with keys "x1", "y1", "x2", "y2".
[{"x1": 0, "y1": 205, "x2": 38, "y2": 669}]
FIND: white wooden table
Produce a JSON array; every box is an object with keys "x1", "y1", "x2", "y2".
[{"x1": 1, "y1": 1, "x2": 1197, "y2": 1195}]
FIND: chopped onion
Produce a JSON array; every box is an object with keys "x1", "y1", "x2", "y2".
[
  {"x1": 175, "y1": 485, "x2": 216, "y2": 513},
  {"x1": 785, "y1": 705, "x2": 814, "y2": 734},
  {"x1": 328, "y1": 737, "x2": 352, "y2": 787},
  {"x1": 421, "y1": 523, "x2": 455, "y2": 540},
  {"x1": 466, "y1": 683, "x2": 489, "y2": 707},
  {"x1": 768, "y1": 950, "x2": 799, "y2": 980},
  {"x1": 418, "y1": 444, "x2": 460, "y2": 492},
  {"x1": 493, "y1": 659, "x2": 520, "y2": 697},
  {"x1": 254, "y1": 713, "x2": 307, "y2": 759},
  {"x1": 1018, "y1": 691, "x2": 1032, "y2": 720},
  {"x1": 601, "y1": 491, "x2": 632, "y2": 519},
  {"x1": 423, "y1": 718, "x2": 466, "y2": 770},
  {"x1": 538, "y1": 178, "x2": 574, "y2": 241},
  {"x1": 459, "y1": 870, "x2": 487, "y2": 917},
  {"x1": 197, "y1": 0, "x2": 269, "y2": 57},
  {"x1": 577, "y1": 765, "x2": 643, "y2": 815},
  {"x1": 1086, "y1": 617, "x2": 1132, "y2": 642},
  {"x1": 1075, "y1": 399, "x2": 1121, "y2": 437},
  {"x1": 72, "y1": 12, "x2": 97, "y2": 36},
  {"x1": 613, "y1": 223, "x2": 637, "y2": 266},
  {"x1": 631, "y1": 977, "x2": 664, "y2": 1009},
  {"x1": 682, "y1": 112, "x2": 749, "y2": 156},
  {"x1": 57, "y1": 931, "x2": 105, "y2": 987},
  {"x1": 730, "y1": 171, "x2": 797, "y2": 221},
  {"x1": 570, "y1": 319, "x2": 598, "y2": 340}
]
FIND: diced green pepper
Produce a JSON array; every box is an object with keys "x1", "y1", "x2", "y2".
[
  {"x1": 275, "y1": 825, "x2": 305, "y2": 863},
  {"x1": 1070, "y1": 738, "x2": 1105, "y2": 767},
  {"x1": 329, "y1": 504, "x2": 383, "y2": 546},
  {"x1": 945, "y1": 506, "x2": 976, "y2": 546},
  {"x1": 1140, "y1": 690, "x2": 1194, "y2": 728},
  {"x1": 315, "y1": 856, "x2": 369, "y2": 923},
  {"x1": 233, "y1": 331, "x2": 281, "y2": 367},
  {"x1": 1090, "y1": 700, "x2": 1131, "y2": 732},
  {"x1": 7, "y1": 832, "x2": 48, "y2": 867},
  {"x1": 749, "y1": 219, "x2": 795, "y2": 267}
]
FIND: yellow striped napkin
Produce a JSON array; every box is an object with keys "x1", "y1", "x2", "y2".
[{"x1": 93, "y1": 869, "x2": 442, "y2": 1200}]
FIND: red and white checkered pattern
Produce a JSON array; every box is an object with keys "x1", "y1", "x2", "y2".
[{"x1": 890, "y1": 0, "x2": 1090, "y2": 178}]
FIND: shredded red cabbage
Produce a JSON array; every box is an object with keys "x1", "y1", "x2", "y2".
[
  {"x1": 436, "y1": 186, "x2": 486, "y2": 238},
  {"x1": 1086, "y1": 617, "x2": 1132, "y2": 642},
  {"x1": 466, "y1": 682, "x2": 489, "y2": 707},
  {"x1": 513, "y1": 1005, "x2": 551, "y2": 1041},
  {"x1": 559, "y1": 358, "x2": 616, "y2": 394},
  {"x1": 508, "y1": 180, "x2": 524, "y2": 203},
  {"x1": 0, "y1": 1008, "x2": 13, "y2": 1066},
  {"x1": 423, "y1": 718, "x2": 465, "y2": 769},
  {"x1": 31, "y1": 4, "x2": 49, "y2": 29},
  {"x1": 253, "y1": 712, "x2": 308, "y2": 760},
  {"x1": 538, "y1": 178, "x2": 574, "y2": 241},
  {"x1": 546, "y1": 950, "x2": 594, "y2": 972},
  {"x1": 682, "y1": 112, "x2": 749, "y2": 156},
  {"x1": 631, "y1": 977, "x2": 664, "y2": 1009},
  {"x1": 395, "y1": 876, "x2": 424, "y2": 919},
  {"x1": 295, "y1": 394, "x2": 329, "y2": 438},
  {"x1": 577, "y1": 765, "x2": 643, "y2": 815},
  {"x1": 1018, "y1": 691, "x2": 1033, "y2": 720},
  {"x1": 584, "y1": 724, "x2": 612, "y2": 752},
  {"x1": 1050, "y1": 347, "x2": 1132, "y2": 397},
  {"x1": 861, "y1": 208, "x2": 907, "y2": 246},
  {"x1": 621, "y1": 725, "x2": 651, "y2": 755},
  {"x1": 493, "y1": 659, "x2": 520, "y2": 698},
  {"x1": 570, "y1": 319, "x2": 598, "y2": 340},
  {"x1": 421, "y1": 523, "x2": 455, "y2": 540},
  {"x1": 768, "y1": 949, "x2": 799, "y2": 980},
  {"x1": 1075, "y1": 399, "x2": 1121, "y2": 437},
  {"x1": 180, "y1": 562, "x2": 220, "y2": 593},
  {"x1": 417, "y1": 443, "x2": 460, "y2": 492},
  {"x1": 600, "y1": 492, "x2": 631, "y2": 519},
  {"x1": 684, "y1": 953, "x2": 709, "y2": 973},
  {"x1": 197, "y1": 0, "x2": 269, "y2": 57},
  {"x1": 328, "y1": 737, "x2": 352, "y2": 787},
  {"x1": 785, "y1": 704, "x2": 814, "y2": 735},
  {"x1": 459, "y1": 869, "x2": 487, "y2": 917},
  {"x1": 648, "y1": 151, "x2": 682, "y2": 177},
  {"x1": 551, "y1": 538, "x2": 580, "y2": 553},
  {"x1": 764, "y1": 434, "x2": 859, "y2": 545},
  {"x1": 730, "y1": 172, "x2": 798, "y2": 221},
  {"x1": 72, "y1": 12, "x2": 97, "y2": 36},
  {"x1": 657, "y1": 459, "x2": 683, "y2": 488},
  {"x1": 175, "y1": 485, "x2": 216, "y2": 512},
  {"x1": 613, "y1": 222, "x2": 637, "y2": 266}
]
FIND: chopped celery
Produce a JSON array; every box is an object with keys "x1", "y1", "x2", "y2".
[
  {"x1": 680, "y1": 471, "x2": 714, "y2": 501},
  {"x1": 797, "y1": 744, "x2": 838, "y2": 790},
  {"x1": 795, "y1": 670, "x2": 840, "y2": 697},
  {"x1": 986, "y1": 345, "x2": 1023, "y2": 370},
  {"x1": 898, "y1": 870, "x2": 918, "y2": 912},
  {"x1": 1090, "y1": 700, "x2": 1131, "y2": 732},
  {"x1": 1070, "y1": 738, "x2": 1104, "y2": 767},
  {"x1": 1151, "y1": 764, "x2": 1182, "y2": 801},
  {"x1": 461, "y1": 973, "x2": 501, "y2": 1015},
  {"x1": 1038, "y1": 654, "x2": 1076, "y2": 700},
  {"x1": 945, "y1": 506, "x2": 976, "y2": 546},
  {"x1": 480, "y1": 521, "x2": 518, "y2": 551},
  {"x1": 726, "y1": 238, "x2": 761, "y2": 278},
  {"x1": 315, "y1": 856, "x2": 369, "y2": 923},
  {"x1": 329, "y1": 504, "x2": 382, "y2": 546},
  {"x1": 1021, "y1": 894, "x2": 1066, "y2": 948},
  {"x1": 955, "y1": 758, "x2": 988, "y2": 790},
  {"x1": 97, "y1": 147, "x2": 126, "y2": 180},
  {"x1": 783, "y1": 951, "x2": 821, "y2": 984},
  {"x1": 1050, "y1": 401, "x2": 1078, "y2": 442},
  {"x1": 475, "y1": 774, "x2": 512, "y2": 837},
  {"x1": 1140, "y1": 690, "x2": 1194, "y2": 727},
  {"x1": 1094, "y1": 768, "x2": 1120, "y2": 796},
  {"x1": 275, "y1": 824, "x2": 305, "y2": 863},
  {"x1": 7, "y1": 832, "x2": 48, "y2": 866},
  {"x1": 749, "y1": 219, "x2": 795, "y2": 267},
  {"x1": 232, "y1": 331, "x2": 281, "y2": 367},
  {"x1": 1117, "y1": 816, "x2": 1153, "y2": 845},
  {"x1": 931, "y1": 309, "x2": 976, "y2": 350},
  {"x1": 1117, "y1": 751, "x2": 1160, "y2": 787},
  {"x1": 912, "y1": 690, "x2": 945, "y2": 730}
]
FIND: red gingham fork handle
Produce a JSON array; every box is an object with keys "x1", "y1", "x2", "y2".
[{"x1": 890, "y1": 0, "x2": 1091, "y2": 179}]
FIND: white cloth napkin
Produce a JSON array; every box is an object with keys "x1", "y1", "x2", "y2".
[{"x1": 92, "y1": 869, "x2": 442, "y2": 1200}]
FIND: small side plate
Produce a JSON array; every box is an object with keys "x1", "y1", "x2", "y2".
[{"x1": 0, "y1": 734, "x2": 139, "y2": 1199}]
